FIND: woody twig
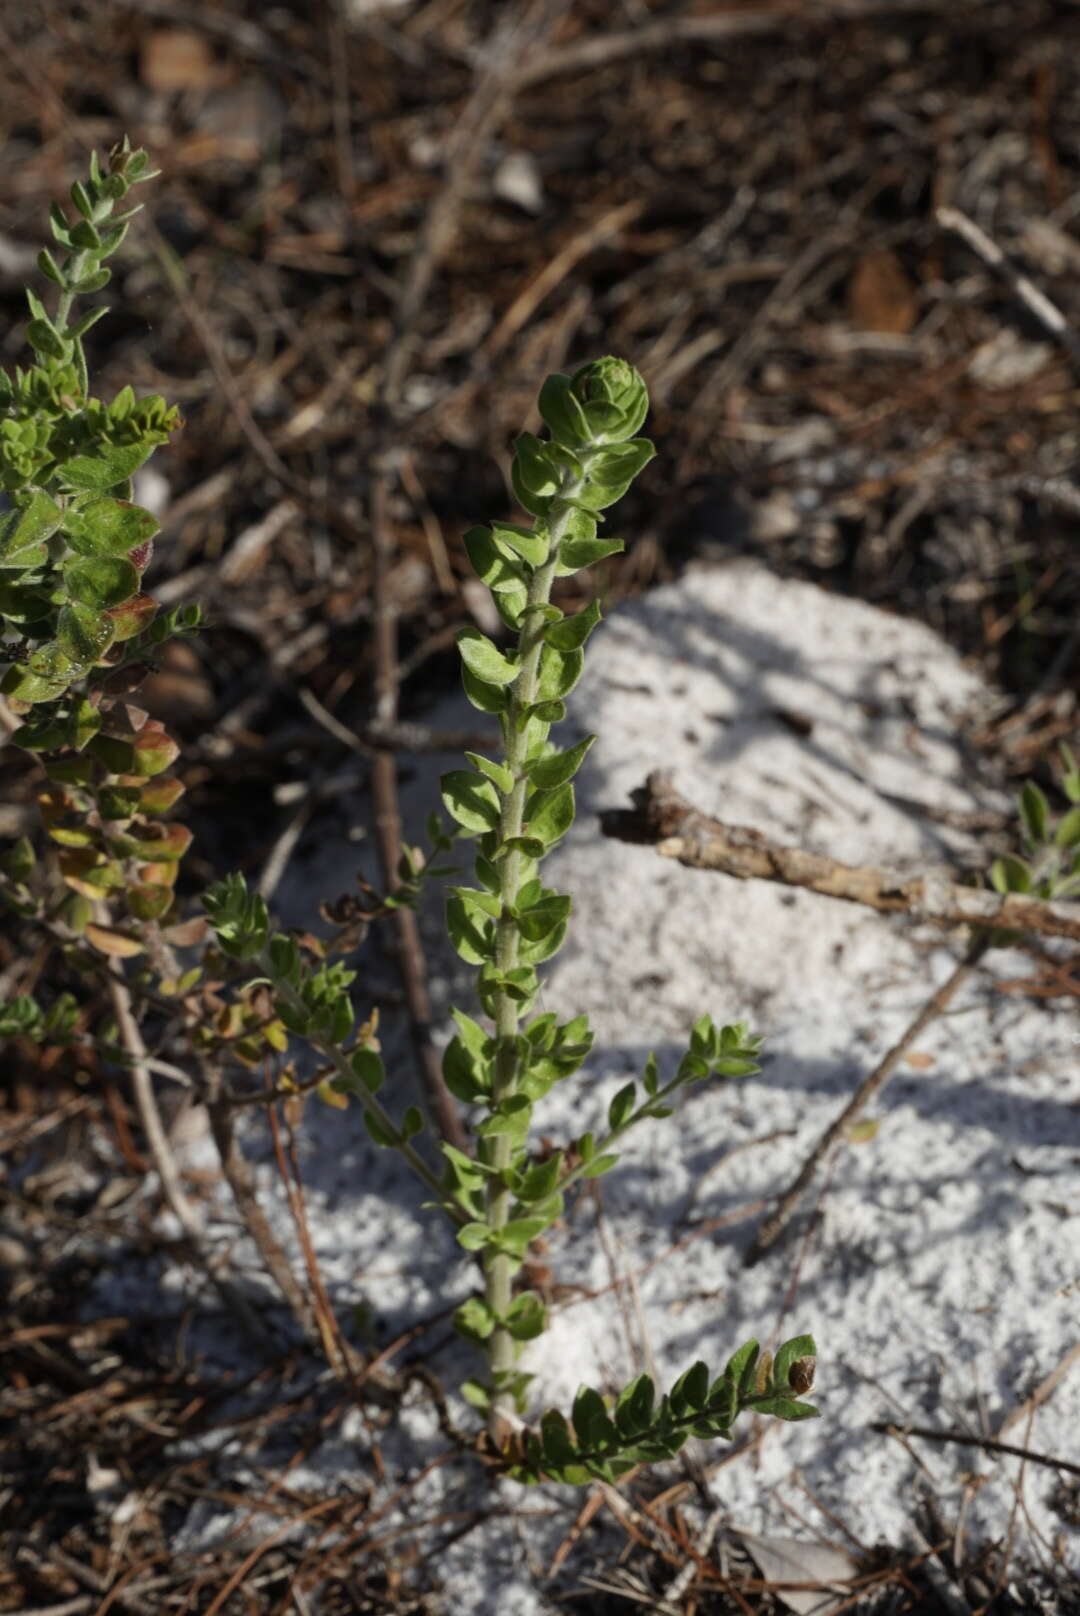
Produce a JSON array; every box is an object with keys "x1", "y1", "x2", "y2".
[{"x1": 599, "y1": 772, "x2": 1080, "y2": 945}]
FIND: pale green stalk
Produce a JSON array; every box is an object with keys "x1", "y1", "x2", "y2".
[{"x1": 484, "y1": 464, "x2": 585, "y2": 1427}]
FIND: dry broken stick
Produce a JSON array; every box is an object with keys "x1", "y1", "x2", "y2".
[{"x1": 599, "y1": 772, "x2": 1080, "y2": 945}]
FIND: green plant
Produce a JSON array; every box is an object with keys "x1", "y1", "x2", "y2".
[
  {"x1": 0, "y1": 138, "x2": 195, "y2": 956},
  {"x1": 989, "y1": 745, "x2": 1080, "y2": 903},
  {"x1": 1, "y1": 149, "x2": 819, "y2": 1487}
]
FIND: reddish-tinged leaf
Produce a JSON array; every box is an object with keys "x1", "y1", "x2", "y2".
[
  {"x1": 106, "y1": 592, "x2": 159, "y2": 642},
  {"x1": 139, "y1": 775, "x2": 185, "y2": 814},
  {"x1": 139, "y1": 860, "x2": 179, "y2": 888},
  {"x1": 132, "y1": 723, "x2": 180, "y2": 777},
  {"x1": 161, "y1": 915, "x2": 207, "y2": 947}
]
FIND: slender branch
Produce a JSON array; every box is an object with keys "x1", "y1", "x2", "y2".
[
  {"x1": 203, "y1": 1063, "x2": 320, "y2": 1349},
  {"x1": 102, "y1": 946, "x2": 265, "y2": 1335},
  {"x1": 364, "y1": 2, "x2": 572, "y2": 1157},
  {"x1": 103, "y1": 956, "x2": 201, "y2": 1241},
  {"x1": 870, "y1": 1421, "x2": 1080, "y2": 1481},
  {"x1": 554, "y1": 1071, "x2": 685, "y2": 1200},
  {"x1": 600, "y1": 773, "x2": 1080, "y2": 945},
  {"x1": 744, "y1": 932, "x2": 990, "y2": 1266},
  {"x1": 264, "y1": 956, "x2": 466, "y2": 1224}
]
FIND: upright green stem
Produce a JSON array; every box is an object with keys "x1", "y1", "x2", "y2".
[{"x1": 484, "y1": 467, "x2": 585, "y2": 1434}]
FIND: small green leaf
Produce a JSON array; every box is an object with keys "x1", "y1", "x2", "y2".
[
  {"x1": 464, "y1": 751, "x2": 513, "y2": 795},
  {"x1": 27, "y1": 319, "x2": 71, "y2": 361},
  {"x1": 61, "y1": 497, "x2": 160, "y2": 558},
  {"x1": 476, "y1": 1094, "x2": 533, "y2": 1142},
  {"x1": 461, "y1": 1378, "x2": 491, "y2": 1411},
  {"x1": 450, "y1": 885, "x2": 502, "y2": 921},
  {"x1": 723, "y1": 1340, "x2": 760, "y2": 1397},
  {"x1": 572, "y1": 1386, "x2": 616, "y2": 1451},
  {"x1": 540, "y1": 1407, "x2": 578, "y2": 1464},
  {"x1": 63, "y1": 555, "x2": 139, "y2": 609},
  {"x1": 526, "y1": 783, "x2": 574, "y2": 846},
  {"x1": 772, "y1": 1334, "x2": 816, "y2": 1391},
  {"x1": 557, "y1": 532, "x2": 624, "y2": 575},
  {"x1": 990, "y1": 855, "x2": 1032, "y2": 895},
  {"x1": 538, "y1": 372, "x2": 593, "y2": 447},
  {"x1": 512, "y1": 432, "x2": 562, "y2": 499},
  {"x1": 362, "y1": 1112, "x2": 398, "y2": 1148},
  {"x1": 0, "y1": 491, "x2": 64, "y2": 560},
  {"x1": 516, "y1": 1153, "x2": 562, "y2": 1202},
  {"x1": 456, "y1": 626, "x2": 518, "y2": 686},
  {"x1": 1054, "y1": 806, "x2": 1080, "y2": 848},
  {"x1": 490, "y1": 520, "x2": 548, "y2": 567},
  {"x1": 57, "y1": 442, "x2": 154, "y2": 492},
  {"x1": 581, "y1": 1153, "x2": 619, "y2": 1178},
  {"x1": 527, "y1": 734, "x2": 595, "y2": 789},
  {"x1": 454, "y1": 1296, "x2": 496, "y2": 1342},
  {"x1": 441, "y1": 769, "x2": 502, "y2": 834},
  {"x1": 545, "y1": 599, "x2": 601, "y2": 651},
  {"x1": 614, "y1": 1374, "x2": 655, "y2": 1438},
  {"x1": 464, "y1": 526, "x2": 528, "y2": 594},
  {"x1": 1019, "y1": 781, "x2": 1050, "y2": 846},
  {"x1": 461, "y1": 663, "x2": 510, "y2": 714},
  {"x1": 446, "y1": 894, "x2": 494, "y2": 965},
  {"x1": 536, "y1": 644, "x2": 584, "y2": 702},
  {"x1": 457, "y1": 1222, "x2": 492, "y2": 1251},
  {"x1": 747, "y1": 1394, "x2": 820, "y2": 1421},
  {"x1": 506, "y1": 1292, "x2": 547, "y2": 1340},
  {"x1": 55, "y1": 603, "x2": 115, "y2": 665},
  {"x1": 607, "y1": 1081, "x2": 636, "y2": 1131},
  {"x1": 401, "y1": 1105, "x2": 424, "y2": 1141},
  {"x1": 516, "y1": 891, "x2": 571, "y2": 942},
  {"x1": 349, "y1": 1046, "x2": 386, "y2": 1093}
]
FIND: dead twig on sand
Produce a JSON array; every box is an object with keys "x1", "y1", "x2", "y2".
[
  {"x1": 871, "y1": 1421, "x2": 1080, "y2": 1481},
  {"x1": 600, "y1": 772, "x2": 1080, "y2": 945},
  {"x1": 743, "y1": 932, "x2": 989, "y2": 1264}
]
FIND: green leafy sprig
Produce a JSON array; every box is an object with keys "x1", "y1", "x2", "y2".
[
  {"x1": 0, "y1": 138, "x2": 181, "y2": 712},
  {"x1": 990, "y1": 745, "x2": 1080, "y2": 903}
]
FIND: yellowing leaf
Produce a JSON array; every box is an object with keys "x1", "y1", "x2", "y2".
[{"x1": 85, "y1": 923, "x2": 144, "y2": 958}]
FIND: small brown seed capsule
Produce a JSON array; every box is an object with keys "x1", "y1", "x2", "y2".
[{"x1": 788, "y1": 1356, "x2": 816, "y2": 1395}]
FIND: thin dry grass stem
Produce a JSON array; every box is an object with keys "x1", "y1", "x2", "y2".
[
  {"x1": 203, "y1": 1066, "x2": 320, "y2": 1349},
  {"x1": 101, "y1": 953, "x2": 203, "y2": 1241},
  {"x1": 265, "y1": 1090, "x2": 373, "y2": 1410}
]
